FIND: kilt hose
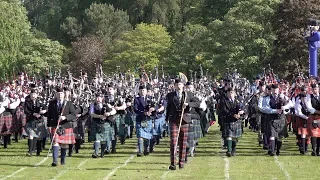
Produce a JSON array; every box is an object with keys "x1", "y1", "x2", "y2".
[
  {"x1": 266, "y1": 118, "x2": 288, "y2": 139},
  {"x1": 170, "y1": 122, "x2": 188, "y2": 166},
  {"x1": 90, "y1": 121, "x2": 114, "y2": 142},
  {"x1": 23, "y1": 119, "x2": 47, "y2": 139},
  {"x1": 0, "y1": 113, "x2": 13, "y2": 135},
  {"x1": 51, "y1": 127, "x2": 76, "y2": 145},
  {"x1": 308, "y1": 115, "x2": 320, "y2": 137},
  {"x1": 223, "y1": 121, "x2": 242, "y2": 138}
]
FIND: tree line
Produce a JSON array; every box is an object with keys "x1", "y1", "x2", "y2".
[{"x1": 1, "y1": 0, "x2": 320, "y2": 81}]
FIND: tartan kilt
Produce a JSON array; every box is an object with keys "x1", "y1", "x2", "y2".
[
  {"x1": 187, "y1": 120, "x2": 197, "y2": 147},
  {"x1": 0, "y1": 113, "x2": 13, "y2": 135},
  {"x1": 90, "y1": 121, "x2": 114, "y2": 142},
  {"x1": 12, "y1": 108, "x2": 26, "y2": 133},
  {"x1": 136, "y1": 120, "x2": 153, "y2": 140},
  {"x1": 23, "y1": 118, "x2": 47, "y2": 139},
  {"x1": 308, "y1": 115, "x2": 320, "y2": 137},
  {"x1": 193, "y1": 119, "x2": 202, "y2": 139},
  {"x1": 260, "y1": 114, "x2": 268, "y2": 134},
  {"x1": 267, "y1": 118, "x2": 288, "y2": 139},
  {"x1": 74, "y1": 115, "x2": 88, "y2": 140},
  {"x1": 297, "y1": 117, "x2": 309, "y2": 136},
  {"x1": 51, "y1": 127, "x2": 75, "y2": 145},
  {"x1": 125, "y1": 113, "x2": 134, "y2": 126},
  {"x1": 153, "y1": 116, "x2": 165, "y2": 135},
  {"x1": 115, "y1": 114, "x2": 126, "y2": 137},
  {"x1": 223, "y1": 120, "x2": 242, "y2": 138}
]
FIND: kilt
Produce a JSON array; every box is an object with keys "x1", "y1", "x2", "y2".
[
  {"x1": 223, "y1": 120, "x2": 242, "y2": 138},
  {"x1": 12, "y1": 107, "x2": 26, "y2": 133},
  {"x1": 260, "y1": 113, "x2": 268, "y2": 134},
  {"x1": 266, "y1": 118, "x2": 288, "y2": 139},
  {"x1": 90, "y1": 121, "x2": 114, "y2": 142},
  {"x1": 51, "y1": 127, "x2": 75, "y2": 145},
  {"x1": 0, "y1": 113, "x2": 13, "y2": 135},
  {"x1": 115, "y1": 114, "x2": 126, "y2": 137},
  {"x1": 187, "y1": 119, "x2": 197, "y2": 147},
  {"x1": 297, "y1": 117, "x2": 309, "y2": 136},
  {"x1": 308, "y1": 115, "x2": 320, "y2": 137},
  {"x1": 125, "y1": 113, "x2": 135, "y2": 126},
  {"x1": 193, "y1": 119, "x2": 202, "y2": 139},
  {"x1": 153, "y1": 116, "x2": 165, "y2": 136},
  {"x1": 23, "y1": 118, "x2": 47, "y2": 139},
  {"x1": 74, "y1": 115, "x2": 88, "y2": 140},
  {"x1": 136, "y1": 120, "x2": 153, "y2": 139}
]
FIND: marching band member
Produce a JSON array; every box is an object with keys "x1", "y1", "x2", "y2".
[{"x1": 47, "y1": 87, "x2": 77, "y2": 166}]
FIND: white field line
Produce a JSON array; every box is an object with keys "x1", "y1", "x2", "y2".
[
  {"x1": 274, "y1": 156, "x2": 291, "y2": 180},
  {"x1": 0, "y1": 167, "x2": 27, "y2": 180},
  {"x1": 160, "y1": 171, "x2": 170, "y2": 180},
  {"x1": 103, "y1": 153, "x2": 135, "y2": 180},
  {"x1": 0, "y1": 156, "x2": 48, "y2": 180},
  {"x1": 77, "y1": 159, "x2": 89, "y2": 169},
  {"x1": 224, "y1": 157, "x2": 230, "y2": 180},
  {"x1": 51, "y1": 159, "x2": 89, "y2": 180}
]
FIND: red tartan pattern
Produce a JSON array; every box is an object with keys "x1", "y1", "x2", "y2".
[
  {"x1": 0, "y1": 114, "x2": 13, "y2": 135},
  {"x1": 11, "y1": 108, "x2": 26, "y2": 133},
  {"x1": 297, "y1": 117, "x2": 309, "y2": 136},
  {"x1": 51, "y1": 127, "x2": 76, "y2": 145},
  {"x1": 308, "y1": 115, "x2": 320, "y2": 137},
  {"x1": 170, "y1": 122, "x2": 188, "y2": 166}
]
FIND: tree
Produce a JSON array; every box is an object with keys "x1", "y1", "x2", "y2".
[
  {"x1": 69, "y1": 35, "x2": 105, "y2": 76},
  {"x1": 84, "y1": 3, "x2": 132, "y2": 46},
  {"x1": 0, "y1": 0, "x2": 31, "y2": 80},
  {"x1": 206, "y1": 0, "x2": 280, "y2": 78},
  {"x1": 271, "y1": 0, "x2": 320, "y2": 78},
  {"x1": 19, "y1": 34, "x2": 65, "y2": 76},
  {"x1": 164, "y1": 23, "x2": 209, "y2": 76},
  {"x1": 108, "y1": 23, "x2": 171, "y2": 73}
]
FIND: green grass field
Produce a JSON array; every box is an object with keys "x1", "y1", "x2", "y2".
[{"x1": 1, "y1": 125, "x2": 320, "y2": 180}]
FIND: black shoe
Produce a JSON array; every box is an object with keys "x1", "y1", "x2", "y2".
[
  {"x1": 231, "y1": 150, "x2": 236, "y2": 156},
  {"x1": 169, "y1": 165, "x2": 176, "y2": 170},
  {"x1": 267, "y1": 150, "x2": 271, "y2": 155},
  {"x1": 105, "y1": 150, "x2": 110, "y2": 155},
  {"x1": 149, "y1": 148, "x2": 154, "y2": 153},
  {"x1": 179, "y1": 164, "x2": 184, "y2": 169},
  {"x1": 270, "y1": 152, "x2": 275, "y2": 156},
  {"x1": 263, "y1": 146, "x2": 268, "y2": 150},
  {"x1": 92, "y1": 153, "x2": 98, "y2": 158},
  {"x1": 312, "y1": 151, "x2": 317, "y2": 156},
  {"x1": 111, "y1": 149, "x2": 116, "y2": 154},
  {"x1": 143, "y1": 151, "x2": 149, "y2": 156},
  {"x1": 51, "y1": 162, "x2": 57, "y2": 167},
  {"x1": 276, "y1": 151, "x2": 280, "y2": 156},
  {"x1": 137, "y1": 153, "x2": 142, "y2": 157},
  {"x1": 68, "y1": 153, "x2": 72, "y2": 157},
  {"x1": 121, "y1": 141, "x2": 125, "y2": 145},
  {"x1": 300, "y1": 150, "x2": 305, "y2": 155},
  {"x1": 226, "y1": 152, "x2": 232, "y2": 157}
]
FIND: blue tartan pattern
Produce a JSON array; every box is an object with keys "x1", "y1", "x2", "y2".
[
  {"x1": 153, "y1": 116, "x2": 165, "y2": 135},
  {"x1": 90, "y1": 121, "x2": 115, "y2": 142},
  {"x1": 136, "y1": 119, "x2": 153, "y2": 139},
  {"x1": 115, "y1": 114, "x2": 126, "y2": 137},
  {"x1": 193, "y1": 119, "x2": 202, "y2": 139},
  {"x1": 125, "y1": 113, "x2": 135, "y2": 126},
  {"x1": 187, "y1": 120, "x2": 197, "y2": 148}
]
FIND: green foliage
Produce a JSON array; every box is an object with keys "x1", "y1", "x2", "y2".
[
  {"x1": 164, "y1": 24, "x2": 209, "y2": 77},
  {"x1": 272, "y1": 0, "x2": 320, "y2": 78},
  {"x1": 206, "y1": 0, "x2": 280, "y2": 77},
  {"x1": 0, "y1": 0, "x2": 30, "y2": 79},
  {"x1": 19, "y1": 34, "x2": 65, "y2": 76},
  {"x1": 84, "y1": 3, "x2": 132, "y2": 45},
  {"x1": 109, "y1": 23, "x2": 171, "y2": 73}
]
